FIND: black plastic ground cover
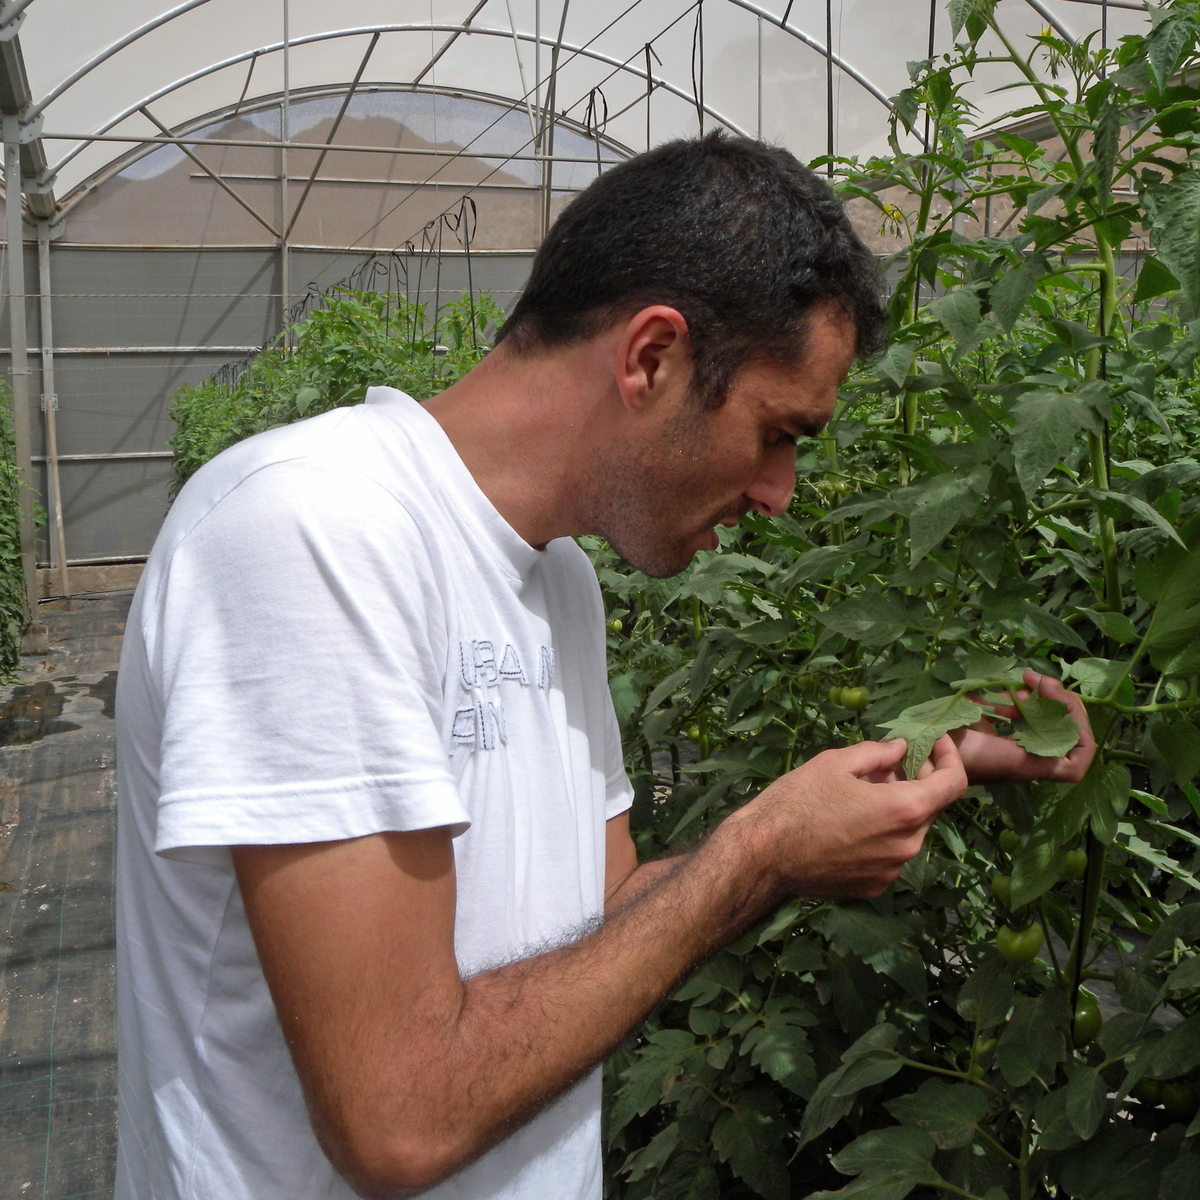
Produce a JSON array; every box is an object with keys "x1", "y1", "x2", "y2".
[{"x1": 0, "y1": 596, "x2": 129, "y2": 1200}]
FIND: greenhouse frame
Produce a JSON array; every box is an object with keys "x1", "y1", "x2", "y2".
[{"x1": 6, "y1": 1, "x2": 1200, "y2": 1197}]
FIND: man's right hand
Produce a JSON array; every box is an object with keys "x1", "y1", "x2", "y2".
[{"x1": 720, "y1": 734, "x2": 968, "y2": 900}]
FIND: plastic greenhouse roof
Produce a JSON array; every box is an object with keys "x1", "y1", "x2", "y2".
[{"x1": 6, "y1": 0, "x2": 1160, "y2": 217}]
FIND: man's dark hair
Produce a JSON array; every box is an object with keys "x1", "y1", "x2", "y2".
[{"x1": 495, "y1": 131, "x2": 887, "y2": 402}]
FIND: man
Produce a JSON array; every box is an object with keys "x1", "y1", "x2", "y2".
[{"x1": 114, "y1": 133, "x2": 1094, "y2": 1199}]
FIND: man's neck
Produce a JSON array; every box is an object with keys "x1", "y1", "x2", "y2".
[{"x1": 422, "y1": 342, "x2": 616, "y2": 550}]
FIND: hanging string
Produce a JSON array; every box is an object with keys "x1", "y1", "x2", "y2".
[
  {"x1": 691, "y1": 0, "x2": 705, "y2": 135},
  {"x1": 584, "y1": 88, "x2": 609, "y2": 177},
  {"x1": 445, "y1": 196, "x2": 479, "y2": 349},
  {"x1": 644, "y1": 42, "x2": 661, "y2": 151}
]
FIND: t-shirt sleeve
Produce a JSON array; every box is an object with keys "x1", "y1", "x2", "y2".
[
  {"x1": 145, "y1": 461, "x2": 469, "y2": 867},
  {"x1": 603, "y1": 690, "x2": 634, "y2": 822}
]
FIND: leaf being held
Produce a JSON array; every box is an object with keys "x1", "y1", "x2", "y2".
[
  {"x1": 950, "y1": 648, "x2": 1026, "y2": 691},
  {"x1": 1011, "y1": 691, "x2": 1081, "y2": 758},
  {"x1": 879, "y1": 693, "x2": 986, "y2": 778}
]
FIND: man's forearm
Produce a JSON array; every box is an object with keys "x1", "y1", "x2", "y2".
[
  {"x1": 320, "y1": 813, "x2": 779, "y2": 1195},
  {"x1": 245, "y1": 737, "x2": 968, "y2": 1199},
  {"x1": 604, "y1": 851, "x2": 685, "y2": 915}
]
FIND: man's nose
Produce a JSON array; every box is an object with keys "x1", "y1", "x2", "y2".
[{"x1": 744, "y1": 444, "x2": 796, "y2": 517}]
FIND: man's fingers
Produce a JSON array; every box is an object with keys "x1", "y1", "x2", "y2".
[
  {"x1": 834, "y1": 737, "x2": 908, "y2": 779},
  {"x1": 898, "y1": 735, "x2": 968, "y2": 814}
]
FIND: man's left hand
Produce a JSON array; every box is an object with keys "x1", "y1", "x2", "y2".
[{"x1": 951, "y1": 670, "x2": 1096, "y2": 784}]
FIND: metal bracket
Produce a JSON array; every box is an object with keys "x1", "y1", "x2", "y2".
[
  {"x1": 17, "y1": 109, "x2": 42, "y2": 143},
  {"x1": 24, "y1": 169, "x2": 56, "y2": 194},
  {"x1": 40, "y1": 393, "x2": 57, "y2": 413},
  {"x1": 0, "y1": 9, "x2": 25, "y2": 40},
  {"x1": 2, "y1": 109, "x2": 42, "y2": 144}
]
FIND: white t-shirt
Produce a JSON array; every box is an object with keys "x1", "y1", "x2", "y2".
[{"x1": 114, "y1": 387, "x2": 633, "y2": 1200}]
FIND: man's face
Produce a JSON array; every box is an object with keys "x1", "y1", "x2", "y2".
[{"x1": 592, "y1": 307, "x2": 856, "y2": 578}]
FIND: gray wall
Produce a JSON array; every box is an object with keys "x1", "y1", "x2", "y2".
[{"x1": 0, "y1": 243, "x2": 534, "y2": 565}]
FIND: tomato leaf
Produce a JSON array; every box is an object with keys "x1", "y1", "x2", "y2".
[
  {"x1": 810, "y1": 907, "x2": 926, "y2": 998},
  {"x1": 1151, "y1": 718, "x2": 1200, "y2": 784},
  {"x1": 879, "y1": 693, "x2": 986, "y2": 778},
  {"x1": 1011, "y1": 691, "x2": 1081, "y2": 758},
  {"x1": 1010, "y1": 823, "x2": 1062, "y2": 909},
  {"x1": 711, "y1": 1091, "x2": 790, "y2": 1200},
  {"x1": 956, "y1": 956, "x2": 1015, "y2": 1029},
  {"x1": 885, "y1": 1079, "x2": 988, "y2": 1149},
  {"x1": 806, "y1": 1127, "x2": 943, "y2": 1200},
  {"x1": 908, "y1": 474, "x2": 980, "y2": 565},
  {"x1": 1078, "y1": 608, "x2": 1140, "y2": 645},
  {"x1": 799, "y1": 1026, "x2": 901, "y2": 1145},
  {"x1": 1010, "y1": 388, "x2": 1094, "y2": 500},
  {"x1": 1034, "y1": 1088, "x2": 1084, "y2": 1152},
  {"x1": 997, "y1": 993, "x2": 1069, "y2": 1086},
  {"x1": 1066, "y1": 1066, "x2": 1108, "y2": 1140}
]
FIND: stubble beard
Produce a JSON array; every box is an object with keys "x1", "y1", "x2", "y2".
[{"x1": 584, "y1": 404, "x2": 743, "y2": 579}]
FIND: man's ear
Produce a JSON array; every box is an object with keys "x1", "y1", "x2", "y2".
[{"x1": 613, "y1": 306, "x2": 691, "y2": 413}]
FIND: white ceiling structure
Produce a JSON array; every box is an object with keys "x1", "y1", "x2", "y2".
[{"x1": 1, "y1": 0, "x2": 1155, "y2": 223}]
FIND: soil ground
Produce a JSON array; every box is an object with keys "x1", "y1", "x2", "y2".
[{"x1": 0, "y1": 594, "x2": 129, "y2": 1200}]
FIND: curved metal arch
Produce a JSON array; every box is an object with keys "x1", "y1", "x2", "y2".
[
  {"x1": 723, "y1": 0, "x2": 892, "y2": 112},
  {"x1": 47, "y1": 23, "x2": 752, "y2": 181},
  {"x1": 30, "y1": 0, "x2": 217, "y2": 121},
  {"x1": 54, "y1": 80, "x2": 636, "y2": 217},
  {"x1": 34, "y1": 0, "x2": 901, "y2": 127}
]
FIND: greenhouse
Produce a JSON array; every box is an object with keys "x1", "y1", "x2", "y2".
[{"x1": 3, "y1": 0, "x2": 1200, "y2": 1196}]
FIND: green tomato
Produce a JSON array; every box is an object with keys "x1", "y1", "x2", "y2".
[
  {"x1": 995, "y1": 922, "x2": 1044, "y2": 964},
  {"x1": 840, "y1": 686, "x2": 870, "y2": 711},
  {"x1": 685, "y1": 724, "x2": 702, "y2": 743},
  {"x1": 998, "y1": 829, "x2": 1021, "y2": 854},
  {"x1": 1162, "y1": 1082, "x2": 1199, "y2": 1123},
  {"x1": 828, "y1": 686, "x2": 845, "y2": 706},
  {"x1": 606, "y1": 618, "x2": 623, "y2": 634},
  {"x1": 1072, "y1": 990, "x2": 1102, "y2": 1047},
  {"x1": 1061, "y1": 848, "x2": 1088, "y2": 880},
  {"x1": 991, "y1": 873, "x2": 1013, "y2": 909},
  {"x1": 1132, "y1": 1078, "x2": 1164, "y2": 1107}
]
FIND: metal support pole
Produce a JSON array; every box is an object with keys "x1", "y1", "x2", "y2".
[
  {"x1": 36, "y1": 220, "x2": 67, "y2": 599},
  {"x1": 3, "y1": 118, "x2": 43, "y2": 645},
  {"x1": 541, "y1": 0, "x2": 571, "y2": 240},
  {"x1": 285, "y1": 31, "x2": 380, "y2": 239},
  {"x1": 280, "y1": 0, "x2": 290, "y2": 336},
  {"x1": 139, "y1": 107, "x2": 281, "y2": 237},
  {"x1": 825, "y1": 0, "x2": 834, "y2": 174},
  {"x1": 535, "y1": 0, "x2": 542, "y2": 148},
  {"x1": 757, "y1": 17, "x2": 763, "y2": 140}
]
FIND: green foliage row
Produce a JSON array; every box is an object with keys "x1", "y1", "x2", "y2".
[
  {"x1": 0, "y1": 385, "x2": 27, "y2": 677},
  {"x1": 598, "y1": 3, "x2": 1200, "y2": 1196},
  {"x1": 168, "y1": 288, "x2": 503, "y2": 495}
]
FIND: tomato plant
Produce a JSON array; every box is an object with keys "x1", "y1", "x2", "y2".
[
  {"x1": 600, "y1": 2, "x2": 1200, "y2": 1195},
  {"x1": 168, "y1": 289, "x2": 501, "y2": 496}
]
